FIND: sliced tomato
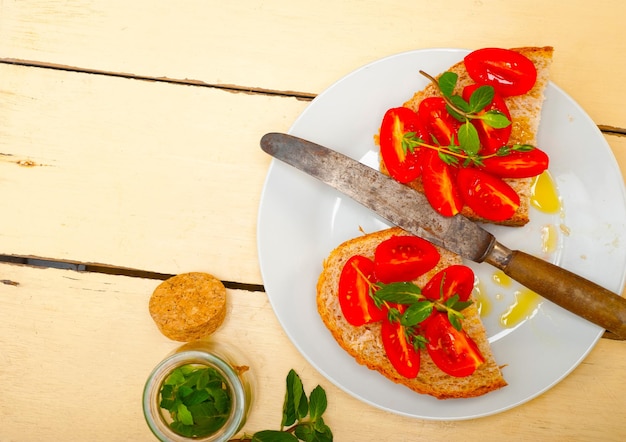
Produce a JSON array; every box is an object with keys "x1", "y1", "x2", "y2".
[
  {"x1": 481, "y1": 147, "x2": 549, "y2": 178},
  {"x1": 379, "y1": 107, "x2": 425, "y2": 183},
  {"x1": 418, "y1": 97, "x2": 461, "y2": 146},
  {"x1": 338, "y1": 255, "x2": 386, "y2": 326},
  {"x1": 381, "y1": 306, "x2": 420, "y2": 378},
  {"x1": 456, "y1": 167, "x2": 520, "y2": 222},
  {"x1": 462, "y1": 84, "x2": 512, "y2": 154},
  {"x1": 464, "y1": 48, "x2": 537, "y2": 97},
  {"x1": 423, "y1": 312, "x2": 484, "y2": 377},
  {"x1": 373, "y1": 235, "x2": 439, "y2": 284},
  {"x1": 421, "y1": 149, "x2": 463, "y2": 217},
  {"x1": 422, "y1": 265, "x2": 475, "y2": 303}
]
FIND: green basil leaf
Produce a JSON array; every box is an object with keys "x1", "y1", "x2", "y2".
[
  {"x1": 496, "y1": 145, "x2": 512, "y2": 156},
  {"x1": 458, "y1": 122, "x2": 481, "y2": 155},
  {"x1": 183, "y1": 388, "x2": 210, "y2": 406},
  {"x1": 159, "y1": 384, "x2": 176, "y2": 410},
  {"x1": 164, "y1": 367, "x2": 186, "y2": 386},
  {"x1": 375, "y1": 282, "x2": 423, "y2": 305},
  {"x1": 282, "y1": 369, "x2": 308, "y2": 427},
  {"x1": 512, "y1": 143, "x2": 535, "y2": 152},
  {"x1": 438, "y1": 151, "x2": 459, "y2": 166},
  {"x1": 468, "y1": 85, "x2": 494, "y2": 112},
  {"x1": 449, "y1": 94, "x2": 470, "y2": 112},
  {"x1": 452, "y1": 300, "x2": 473, "y2": 312},
  {"x1": 196, "y1": 368, "x2": 209, "y2": 390},
  {"x1": 438, "y1": 71, "x2": 458, "y2": 97},
  {"x1": 448, "y1": 312, "x2": 463, "y2": 331},
  {"x1": 401, "y1": 301, "x2": 434, "y2": 326},
  {"x1": 177, "y1": 403, "x2": 194, "y2": 426},
  {"x1": 295, "y1": 423, "x2": 316, "y2": 442},
  {"x1": 252, "y1": 430, "x2": 299, "y2": 442},
  {"x1": 178, "y1": 385, "x2": 194, "y2": 398},
  {"x1": 481, "y1": 110, "x2": 511, "y2": 129},
  {"x1": 307, "y1": 385, "x2": 327, "y2": 421}
]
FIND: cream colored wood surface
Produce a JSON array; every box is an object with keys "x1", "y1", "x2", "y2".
[
  {"x1": 0, "y1": 62, "x2": 308, "y2": 284},
  {"x1": 1, "y1": 0, "x2": 626, "y2": 441},
  {"x1": 2, "y1": 264, "x2": 625, "y2": 441},
  {"x1": 1, "y1": 0, "x2": 625, "y2": 127}
]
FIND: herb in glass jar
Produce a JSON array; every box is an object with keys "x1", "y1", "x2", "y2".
[{"x1": 159, "y1": 364, "x2": 233, "y2": 438}]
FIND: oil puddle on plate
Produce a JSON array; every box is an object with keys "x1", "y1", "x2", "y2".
[{"x1": 471, "y1": 170, "x2": 566, "y2": 340}]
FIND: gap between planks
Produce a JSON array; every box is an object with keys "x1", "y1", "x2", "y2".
[{"x1": 0, "y1": 255, "x2": 265, "y2": 292}]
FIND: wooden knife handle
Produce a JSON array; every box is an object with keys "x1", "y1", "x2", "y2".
[{"x1": 500, "y1": 250, "x2": 626, "y2": 339}]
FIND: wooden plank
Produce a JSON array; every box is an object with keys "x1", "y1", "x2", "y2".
[
  {"x1": 1, "y1": 0, "x2": 625, "y2": 127},
  {"x1": 0, "y1": 63, "x2": 308, "y2": 285},
  {"x1": 1, "y1": 63, "x2": 625, "y2": 286},
  {"x1": 1, "y1": 263, "x2": 625, "y2": 441}
]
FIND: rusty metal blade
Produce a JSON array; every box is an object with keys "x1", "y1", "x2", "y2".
[{"x1": 260, "y1": 132, "x2": 496, "y2": 263}]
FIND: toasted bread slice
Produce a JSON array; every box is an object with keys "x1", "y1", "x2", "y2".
[
  {"x1": 317, "y1": 227, "x2": 507, "y2": 399},
  {"x1": 381, "y1": 46, "x2": 554, "y2": 226}
]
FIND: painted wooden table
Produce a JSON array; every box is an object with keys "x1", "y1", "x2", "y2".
[{"x1": 1, "y1": 1, "x2": 625, "y2": 440}]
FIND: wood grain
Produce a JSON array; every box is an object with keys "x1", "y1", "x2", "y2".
[
  {"x1": 1, "y1": 0, "x2": 625, "y2": 127},
  {"x1": 0, "y1": 63, "x2": 308, "y2": 284},
  {"x1": 1, "y1": 264, "x2": 624, "y2": 441},
  {"x1": 1, "y1": 1, "x2": 625, "y2": 440}
]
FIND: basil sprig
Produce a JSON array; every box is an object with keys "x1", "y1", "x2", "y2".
[
  {"x1": 400, "y1": 70, "x2": 537, "y2": 168},
  {"x1": 236, "y1": 370, "x2": 333, "y2": 442}
]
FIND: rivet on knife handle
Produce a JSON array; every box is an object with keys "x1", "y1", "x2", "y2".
[{"x1": 485, "y1": 243, "x2": 626, "y2": 339}]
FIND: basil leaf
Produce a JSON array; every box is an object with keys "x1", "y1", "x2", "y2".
[
  {"x1": 481, "y1": 109, "x2": 511, "y2": 129},
  {"x1": 312, "y1": 417, "x2": 334, "y2": 442},
  {"x1": 468, "y1": 85, "x2": 494, "y2": 112},
  {"x1": 458, "y1": 122, "x2": 481, "y2": 155},
  {"x1": 448, "y1": 312, "x2": 463, "y2": 331},
  {"x1": 164, "y1": 367, "x2": 186, "y2": 386},
  {"x1": 446, "y1": 95, "x2": 470, "y2": 122},
  {"x1": 375, "y1": 282, "x2": 423, "y2": 305},
  {"x1": 183, "y1": 389, "x2": 210, "y2": 406},
  {"x1": 438, "y1": 151, "x2": 458, "y2": 166},
  {"x1": 401, "y1": 301, "x2": 434, "y2": 326},
  {"x1": 512, "y1": 143, "x2": 535, "y2": 152},
  {"x1": 438, "y1": 71, "x2": 458, "y2": 97},
  {"x1": 177, "y1": 403, "x2": 194, "y2": 426},
  {"x1": 307, "y1": 385, "x2": 327, "y2": 421},
  {"x1": 282, "y1": 369, "x2": 308, "y2": 427}
]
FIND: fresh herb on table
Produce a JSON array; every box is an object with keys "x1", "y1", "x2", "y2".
[
  {"x1": 159, "y1": 364, "x2": 232, "y2": 438},
  {"x1": 231, "y1": 369, "x2": 333, "y2": 442}
]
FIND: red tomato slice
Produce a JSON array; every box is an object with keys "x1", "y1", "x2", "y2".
[
  {"x1": 338, "y1": 255, "x2": 386, "y2": 326},
  {"x1": 379, "y1": 107, "x2": 425, "y2": 183},
  {"x1": 381, "y1": 307, "x2": 420, "y2": 378},
  {"x1": 421, "y1": 149, "x2": 463, "y2": 217},
  {"x1": 423, "y1": 312, "x2": 484, "y2": 377},
  {"x1": 373, "y1": 235, "x2": 440, "y2": 284},
  {"x1": 462, "y1": 84, "x2": 512, "y2": 154},
  {"x1": 481, "y1": 147, "x2": 549, "y2": 178},
  {"x1": 456, "y1": 167, "x2": 520, "y2": 222},
  {"x1": 418, "y1": 97, "x2": 461, "y2": 146},
  {"x1": 422, "y1": 265, "x2": 475, "y2": 303},
  {"x1": 464, "y1": 48, "x2": 537, "y2": 97}
]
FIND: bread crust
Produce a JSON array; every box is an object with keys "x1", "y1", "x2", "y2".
[
  {"x1": 317, "y1": 227, "x2": 507, "y2": 399},
  {"x1": 382, "y1": 46, "x2": 554, "y2": 227}
]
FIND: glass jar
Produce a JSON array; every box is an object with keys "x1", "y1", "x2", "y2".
[{"x1": 143, "y1": 340, "x2": 253, "y2": 442}]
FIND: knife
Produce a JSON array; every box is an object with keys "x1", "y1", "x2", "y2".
[{"x1": 260, "y1": 132, "x2": 626, "y2": 339}]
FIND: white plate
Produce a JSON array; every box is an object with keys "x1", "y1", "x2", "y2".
[{"x1": 257, "y1": 49, "x2": 626, "y2": 420}]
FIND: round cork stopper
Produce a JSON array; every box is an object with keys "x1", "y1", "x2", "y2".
[{"x1": 149, "y1": 272, "x2": 227, "y2": 341}]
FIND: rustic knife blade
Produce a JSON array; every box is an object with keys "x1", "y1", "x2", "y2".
[{"x1": 260, "y1": 132, "x2": 626, "y2": 339}]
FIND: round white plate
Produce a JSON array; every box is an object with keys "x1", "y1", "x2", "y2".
[{"x1": 257, "y1": 48, "x2": 626, "y2": 420}]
